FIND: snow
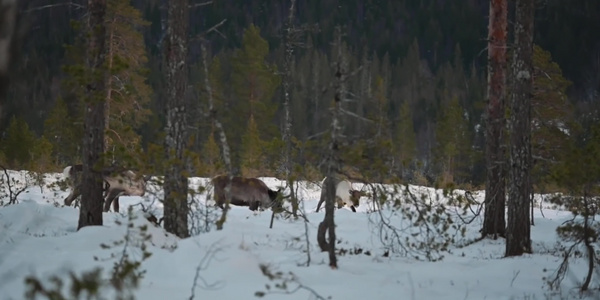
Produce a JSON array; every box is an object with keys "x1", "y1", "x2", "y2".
[{"x1": 0, "y1": 170, "x2": 594, "y2": 299}]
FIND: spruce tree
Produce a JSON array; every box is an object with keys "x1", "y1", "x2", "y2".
[
  {"x1": 396, "y1": 100, "x2": 417, "y2": 181},
  {"x1": 434, "y1": 96, "x2": 471, "y2": 186},
  {"x1": 230, "y1": 24, "x2": 281, "y2": 175},
  {"x1": 44, "y1": 98, "x2": 79, "y2": 166}
]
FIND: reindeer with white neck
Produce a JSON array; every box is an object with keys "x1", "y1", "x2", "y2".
[{"x1": 63, "y1": 164, "x2": 150, "y2": 213}]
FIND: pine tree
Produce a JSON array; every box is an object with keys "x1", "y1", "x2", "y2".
[
  {"x1": 506, "y1": 0, "x2": 535, "y2": 257},
  {"x1": 162, "y1": 0, "x2": 190, "y2": 238},
  {"x1": 531, "y1": 45, "x2": 574, "y2": 188},
  {"x1": 79, "y1": 0, "x2": 108, "y2": 230},
  {"x1": 482, "y1": 0, "x2": 508, "y2": 239},
  {"x1": 104, "y1": 0, "x2": 152, "y2": 161}
]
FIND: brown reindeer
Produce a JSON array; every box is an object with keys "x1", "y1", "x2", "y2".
[
  {"x1": 63, "y1": 164, "x2": 149, "y2": 213},
  {"x1": 211, "y1": 175, "x2": 280, "y2": 211}
]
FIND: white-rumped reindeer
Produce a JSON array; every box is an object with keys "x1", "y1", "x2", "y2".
[
  {"x1": 316, "y1": 177, "x2": 367, "y2": 213},
  {"x1": 211, "y1": 174, "x2": 281, "y2": 211},
  {"x1": 63, "y1": 164, "x2": 149, "y2": 213}
]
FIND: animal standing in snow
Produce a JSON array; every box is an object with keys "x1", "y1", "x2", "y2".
[
  {"x1": 63, "y1": 164, "x2": 149, "y2": 213},
  {"x1": 211, "y1": 174, "x2": 280, "y2": 211},
  {"x1": 316, "y1": 177, "x2": 366, "y2": 213}
]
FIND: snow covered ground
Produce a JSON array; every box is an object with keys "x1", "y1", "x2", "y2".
[{"x1": 0, "y1": 170, "x2": 594, "y2": 299}]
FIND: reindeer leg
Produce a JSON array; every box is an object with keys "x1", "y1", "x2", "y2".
[
  {"x1": 249, "y1": 201, "x2": 260, "y2": 211},
  {"x1": 350, "y1": 206, "x2": 356, "y2": 213},
  {"x1": 103, "y1": 189, "x2": 122, "y2": 212},
  {"x1": 64, "y1": 186, "x2": 81, "y2": 206},
  {"x1": 112, "y1": 197, "x2": 120, "y2": 213}
]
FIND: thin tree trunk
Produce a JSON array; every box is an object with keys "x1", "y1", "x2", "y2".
[
  {"x1": 201, "y1": 43, "x2": 234, "y2": 231},
  {"x1": 163, "y1": 0, "x2": 189, "y2": 238},
  {"x1": 317, "y1": 26, "x2": 346, "y2": 270},
  {"x1": 0, "y1": 0, "x2": 16, "y2": 129},
  {"x1": 482, "y1": 0, "x2": 508, "y2": 239},
  {"x1": 78, "y1": 0, "x2": 107, "y2": 230},
  {"x1": 105, "y1": 20, "x2": 115, "y2": 154},
  {"x1": 506, "y1": 0, "x2": 534, "y2": 257},
  {"x1": 281, "y1": 0, "x2": 298, "y2": 218},
  {"x1": 581, "y1": 192, "x2": 594, "y2": 291}
]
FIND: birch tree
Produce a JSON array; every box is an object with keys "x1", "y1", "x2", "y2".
[
  {"x1": 506, "y1": 0, "x2": 534, "y2": 256},
  {"x1": 78, "y1": 0, "x2": 108, "y2": 230},
  {"x1": 163, "y1": 0, "x2": 190, "y2": 238},
  {"x1": 281, "y1": 0, "x2": 300, "y2": 217},
  {"x1": 482, "y1": 0, "x2": 508, "y2": 239}
]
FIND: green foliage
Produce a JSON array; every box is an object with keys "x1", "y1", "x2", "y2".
[
  {"x1": 368, "y1": 183, "x2": 468, "y2": 261},
  {"x1": 433, "y1": 97, "x2": 472, "y2": 186},
  {"x1": 44, "y1": 97, "x2": 80, "y2": 166},
  {"x1": 1, "y1": 116, "x2": 38, "y2": 168},
  {"x1": 241, "y1": 116, "x2": 266, "y2": 177},
  {"x1": 545, "y1": 123, "x2": 600, "y2": 292},
  {"x1": 229, "y1": 24, "x2": 281, "y2": 175},
  {"x1": 103, "y1": 0, "x2": 153, "y2": 160},
  {"x1": 395, "y1": 100, "x2": 417, "y2": 180},
  {"x1": 531, "y1": 44, "x2": 575, "y2": 190},
  {"x1": 56, "y1": 0, "x2": 152, "y2": 166},
  {"x1": 200, "y1": 129, "x2": 223, "y2": 176}
]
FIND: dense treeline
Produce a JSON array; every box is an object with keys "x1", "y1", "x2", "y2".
[{"x1": 1, "y1": 0, "x2": 598, "y2": 188}]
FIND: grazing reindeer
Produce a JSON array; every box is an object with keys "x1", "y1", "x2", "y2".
[
  {"x1": 316, "y1": 178, "x2": 367, "y2": 213},
  {"x1": 63, "y1": 164, "x2": 149, "y2": 213},
  {"x1": 211, "y1": 175, "x2": 280, "y2": 211}
]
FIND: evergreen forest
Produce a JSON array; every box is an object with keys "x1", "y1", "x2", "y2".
[{"x1": 1, "y1": 0, "x2": 599, "y2": 191}]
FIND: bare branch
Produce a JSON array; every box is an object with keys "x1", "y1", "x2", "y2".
[
  {"x1": 21, "y1": 2, "x2": 84, "y2": 13},
  {"x1": 188, "y1": 1, "x2": 213, "y2": 9}
]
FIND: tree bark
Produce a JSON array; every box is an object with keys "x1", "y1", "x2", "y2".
[
  {"x1": 482, "y1": 0, "x2": 508, "y2": 239},
  {"x1": 316, "y1": 26, "x2": 346, "y2": 270},
  {"x1": 78, "y1": 0, "x2": 107, "y2": 230},
  {"x1": 281, "y1": 0, "x2": 298, "y2": 218},
  {"x1": 163, "y1": 0, "x2": 190, "y2": 238},
  {"x1": 506, "y1": 0, "x2": 534, "y2": 257},
  {"x1": 0, "y1": 0, "x2": 16, "y2": 129}
]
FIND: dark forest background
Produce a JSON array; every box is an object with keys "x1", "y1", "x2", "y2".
[{"x1": 1, "y1": 0, "x2": 599, "y2": 189}]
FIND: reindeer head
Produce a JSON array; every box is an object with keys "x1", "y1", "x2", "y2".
[{"x1": 349, "y1": 189, "x2": 367, "y2": 207}]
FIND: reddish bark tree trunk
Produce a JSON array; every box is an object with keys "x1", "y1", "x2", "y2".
[
  {"x1": 78, "y1": 0, "x2": 107, "y2": 230},
  {"x1": 506, "y1": 0, "x2": 534, "y2": 257},
  {"x1": 482, "y1": 0, "x2": 508, "y2": 239}
]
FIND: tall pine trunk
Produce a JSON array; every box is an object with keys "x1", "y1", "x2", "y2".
[
  {"x1": 0, "y1": 0, "x2": 16, "y2": 132},
  {"x1": 506, "y1": 0, "x2": 534, "y2": 257},
  {"x1": 78, "y1": 0, "x2": 107, "y2": 230},
  {"x1": 482, "y1": 0, "x2": 508, "y2": 239},
  {"x1": 163, "y1": 0, "x2": 189, "y2": 238}
]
